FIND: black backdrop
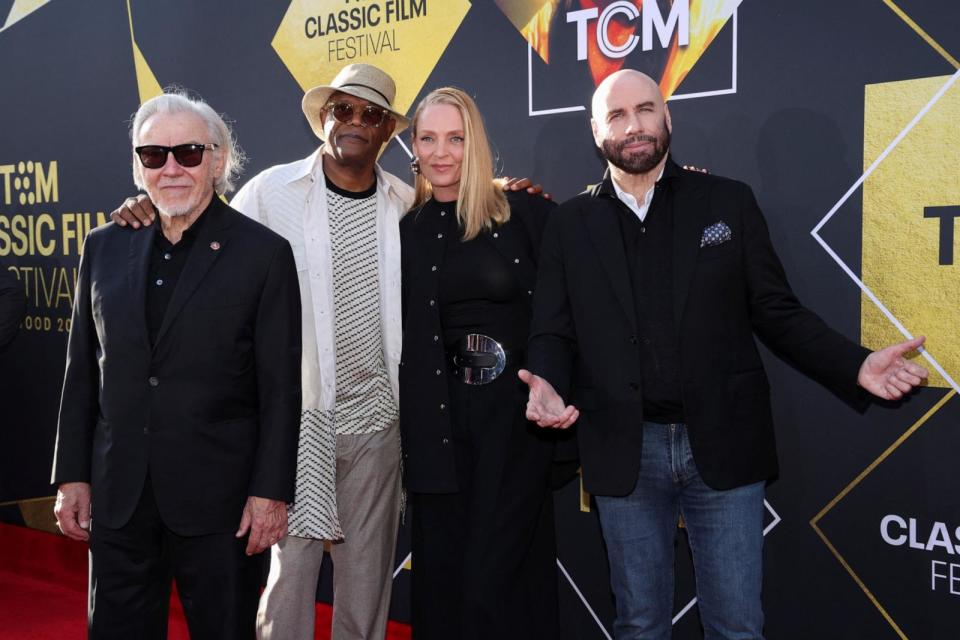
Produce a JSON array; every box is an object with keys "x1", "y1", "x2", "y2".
[{"x1": 1, "y1": 1, "x2": 959, "y2": 638}]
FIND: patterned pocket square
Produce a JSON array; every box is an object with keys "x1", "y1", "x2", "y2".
[{"x1": 700, "y1": 221, "x2": 732, "y2": 248}]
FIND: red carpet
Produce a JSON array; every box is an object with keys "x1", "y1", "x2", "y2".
[{"x1": 0, "y1": 523, "x2": 410, "y2": 639}]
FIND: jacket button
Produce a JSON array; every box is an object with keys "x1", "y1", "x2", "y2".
[
  {"x1": 143, "y1": 426, "x2": 149, "y2": 434},
  {"x1": 629, "y1": 382, "x2": 639, "y2": 391},
  {"x1": 440, "y1": 403, "x2": 446, "y2": 410},
  {"x1": 431, "y1": 265, "x2": 437, "y2": 271},
  {"x1": 436, "y1": 369, "x2": 442, "y2": 376},
  {"x1": 148, "y1": 377, "x2": 159, "y2": 387},
  {"x1": 433, "y1": 335, "x2": 439, "y2": 341},
  {"x1": 513, "y1": 258, "x2": 520, "y2": 264},
  {"x1": 442, "y1": 438, "x2": 449, "y2": 445},
  {"x1": 429, "y1": 299, "x2": 435, "y2": 306},
  {"x1": 437, "y1": 233, "x2": 443, "y2": 239},
  {"x1": 492, "y1": 232, "x2": 499, "y2": 238}
]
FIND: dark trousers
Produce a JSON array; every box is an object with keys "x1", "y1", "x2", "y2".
[
  {"x1": 88, "y1": 479, "x2": 260, "y2": 639},
  {"x1": 410, "y1": 370, "x2": 558, "y2": 640}
]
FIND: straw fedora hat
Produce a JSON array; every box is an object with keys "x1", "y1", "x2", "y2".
[{"x1": 302, "y1": 63, "x2": 410, "y2": 140}]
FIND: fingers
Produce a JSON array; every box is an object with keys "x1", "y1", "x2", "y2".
[
  {"x1": 54, "y1": 485, "x2": 91, "y2": 542},
  {"x1": 54, "y1": 502, "x2": 89, "y2": 542},
  {"x1": 557, "y1": 406, "x2": 579, "y2": 429},
  {"x1": 235, "y1": 505, "x2": 251, "y2": 538},
  {"x1": 506, "y1": 177, "x2": 532, "y2": 191},
  {"x1": 111, "y1": 196, "x2": 155, "y2": 229},
  {"x1": 883, "y1": 382, "x2": 905, "y2": 401},
  {"x1": 131, "y1": 198, "x2": 156, "y2": 227},
  {"x1": 902, "y1": 361, "x2": 928, "y2": 380},
  {"x1": 78, "y1": 498, "x2": 91, "y2": 532},
  {"x1": 518, "y1": 369, "x2": 534, "y2": 385},
  {"x1": 55, "y1": 507, "x2": 87, "y2": 541},
  {"x1": 892, "y1": 335, "x2": 925, "y2": 356},
  {"x1": 242, "y1": 499, "x2": 288, "y2": 555}
]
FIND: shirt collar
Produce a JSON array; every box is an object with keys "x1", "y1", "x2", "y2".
[
  {"x1": 286, "y1": 144, "x2": 401, "y2": 199},
  {"x1": 595, "y1": 154, "x2": 679, "y2": 198}
]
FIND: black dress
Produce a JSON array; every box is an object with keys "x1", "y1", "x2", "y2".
[{"x1": 399, "y1": 192, "x2": 558, "y2": 640}]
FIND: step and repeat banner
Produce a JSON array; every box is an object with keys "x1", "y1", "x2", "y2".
[{"x1": 1, "y1": 1, "x2": 958, "y2": 637}]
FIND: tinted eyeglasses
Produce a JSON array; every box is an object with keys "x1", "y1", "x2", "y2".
[
  {"x1": 324, "y1": 101, "x2": 390, "y2": 128},
  {"x1": 134, "y1": 143, "x2": 218, "y2": 169}
]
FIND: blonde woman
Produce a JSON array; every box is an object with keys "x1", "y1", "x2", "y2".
[{"x1": 399, "y1": 87, "x2": 560, "y2": 639}]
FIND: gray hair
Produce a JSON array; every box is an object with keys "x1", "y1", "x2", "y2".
[{"x1": 130, "y1": 89, "x2": 246, "y2": 194}]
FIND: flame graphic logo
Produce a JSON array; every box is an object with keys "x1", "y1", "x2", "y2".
[{"x1": 496, "y1": 0, "x2": 741, "y2": 99}]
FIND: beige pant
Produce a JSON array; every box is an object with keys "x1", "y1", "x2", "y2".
[{"x1": 257, "y1": 422, "x2": 402, "y2": 640}]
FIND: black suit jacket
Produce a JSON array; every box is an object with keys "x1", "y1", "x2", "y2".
[
  {"x1": 527, "y1": 160, "x2": 870, "y2": 496},
  {"x1": 0, "y1": 265, "x2": 25, "y2": 351},
  {"x1": 52, "y1": 196, "x2": 302, "y2": 535}
]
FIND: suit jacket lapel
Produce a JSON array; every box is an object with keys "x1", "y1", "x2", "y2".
[
  {"x1": 127, "y1": 223, "x2": 155, "y2": 350},
  {"x1": 153, "y1": 197, "x2": 231, "y2": 348},
  {"x1": 672, "y1": 174, "x2": 706, "y2": 325},
  {"x1": 583, "y1": 202, "x2": 637, "y2": 331}
]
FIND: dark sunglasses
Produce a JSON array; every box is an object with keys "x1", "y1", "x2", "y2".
[
  {"x1": 324, "y1": 101, "x2": 390, "y2": 128},
  {"x1": 134, "y1": 143, "x2": 218, "y2": 169}
]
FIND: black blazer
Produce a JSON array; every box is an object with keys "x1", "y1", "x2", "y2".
[
  {"x1": 527, "y1": 160, "x2": 870, "y2": 496},
  {"x1": 52, "y1": 197, "x2": 302, "y2": 535},
  {"x1": 399, "y1": 191, "x2": 553, "y2": 493},
  {"x1": 0, "y1": 265, "x2": 25, "y2": 351}
]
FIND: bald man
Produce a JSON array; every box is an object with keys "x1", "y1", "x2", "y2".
[{"x1": 519, "y1": 70, "x2": 927, "y2": 638}]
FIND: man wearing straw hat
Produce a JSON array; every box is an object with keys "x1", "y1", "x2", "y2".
[
  {"x1": 236, "y1": 63, "x2": 411, "y2": 640},
  {"x1": 115, "y1": 62, "x2": 412, "y2": 639}
]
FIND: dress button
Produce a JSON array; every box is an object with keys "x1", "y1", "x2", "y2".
[{"x1": 148, "y1": 377, "x2": 159, "y2": 387}]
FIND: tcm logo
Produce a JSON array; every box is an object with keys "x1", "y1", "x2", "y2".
[
  {"x1": 0, "y1": 161, "x2": 58, "y2": 206},
  {"x1": 496, "y1": 0, "x2": 741, "y2": 115},
  {"x1": 567, "y1": 0, "x2": 689, "y2": 60}
]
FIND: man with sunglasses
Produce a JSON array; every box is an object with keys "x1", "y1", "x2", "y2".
[
  {"x1": 238, "y1": 62, "x2": 411, "y2": 640},
  {"x1": 52, "y1": 92, "x2": 301, "y2": 638},
  {"x1": 114, "y1": 63, "x2": 410, "y2": 639}
]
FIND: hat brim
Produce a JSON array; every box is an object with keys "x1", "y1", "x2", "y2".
[{"x1": 302, "y1": 84, "x2": 410, "y2": 141}]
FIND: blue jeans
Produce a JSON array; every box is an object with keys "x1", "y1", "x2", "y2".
[{"x1": 595, "y1": 423, "x2": 765, "y2": 640}]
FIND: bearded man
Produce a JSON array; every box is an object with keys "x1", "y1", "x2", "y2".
[{"x1": 519, "y1": 70, "x2": 927, "y2": 638}]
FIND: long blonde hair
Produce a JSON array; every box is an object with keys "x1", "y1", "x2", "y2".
[{"x1": 410, "y1": 87, "x2": 509, "y2": 240}]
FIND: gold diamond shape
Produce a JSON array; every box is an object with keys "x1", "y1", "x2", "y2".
[{"x1": 272, "y1": 0, "x2": 471, "y2": 118}]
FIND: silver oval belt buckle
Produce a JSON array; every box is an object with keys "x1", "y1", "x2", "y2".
[{"x1": 451, "y1": 333, "x2": 506, "y2": 385}]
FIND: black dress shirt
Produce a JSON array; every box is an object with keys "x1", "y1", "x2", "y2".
[
  {"x1": 146, "y1": 200, "x2": 211, "y2": 346},
  {"x1": 610, "y1": 163, "x2": 685, "y2": 423}
]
